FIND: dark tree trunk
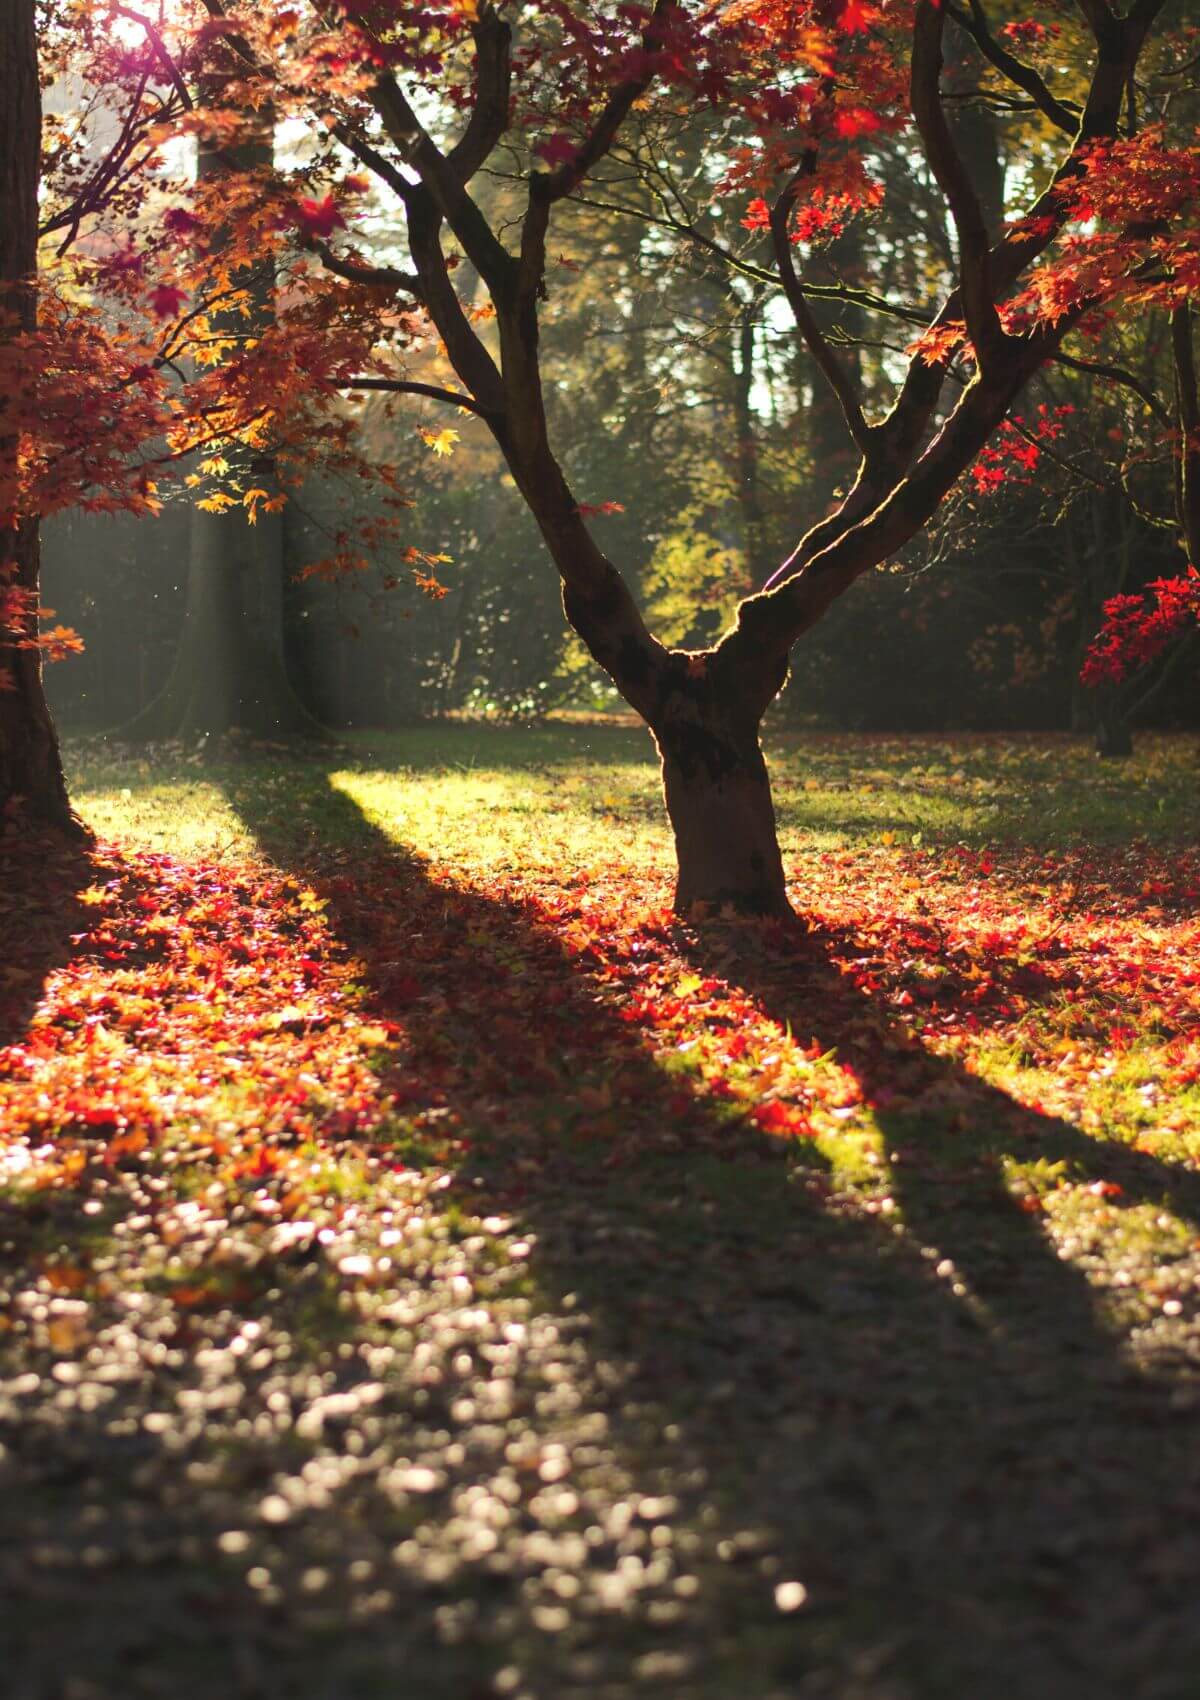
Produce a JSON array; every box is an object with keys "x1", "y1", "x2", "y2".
[
  {"x1": 732, "y1": 304, "x2": 773, "y2": 585},
  {"x1": 127, "y1": 114, "x2": 321, "y2": 744},
  {"x1": 0, "y1": 526, "x2": 77, "y2": 829},
  {"x1": 1172, "y1": 305, "x2": 1200, "y2": 567},
  {"x1": 654, "y1": 701, "x2": 789, "y2": 916},
  {"x1": 1094, "y1": 694, "x2": 1134, "y2": 760},
  {"x1": 0, "y1": 1, "x2": 77, "y2": 830}
]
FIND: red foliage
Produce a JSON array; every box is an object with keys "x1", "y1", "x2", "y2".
[{"x1": 1081, "y1": 571, "x2": 1200, "y2": 685}]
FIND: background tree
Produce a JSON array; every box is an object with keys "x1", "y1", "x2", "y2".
[
  {"x1": 0, "y1": 1, "x2": 75, "y2": 828},
  {"x1": 125, "y1": 108, "x2": 324, "y2": 742}
]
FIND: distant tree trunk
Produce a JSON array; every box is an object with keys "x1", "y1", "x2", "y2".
[
  {"x1": 732, "y1": 303, "x2": 773, "y2": 585},
  {"x1": 1172, "y1": 303, "x2": 1200, "y2": 568},
  {"x1": 127, "y1": 120, "x2": 321, "y2": 743},
  {"x1": 1090, "y1": 493, "x2": 1135, "y2": 759},
  {"x1": 0, "y1": 0, "x2": 77, "y2": 829},
  {"x1": 1094, "y1": 696, "x2": 1134, "y2": 759},
  {"x1": 945, "y1": 21, "x2": 1006, "y2": 242}
]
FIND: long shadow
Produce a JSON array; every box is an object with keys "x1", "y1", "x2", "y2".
[
  {"x1": 208, "y1": 758, "x2": 1200, "y2": 1700},
  {"x1": 0, "y1": 832, "x2": 93, "y2": 1050},
  {"x1": 5, "y1": 760, "x2": 1200, "y2": 1700}
]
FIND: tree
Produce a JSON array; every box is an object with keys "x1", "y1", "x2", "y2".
[
  {"x1": 1, "y1": 2, "x2": 196, "y2": 822},
  {"x1": 0, "y1": 1, "x2": 76, "y2": 829},
  {"x1": 125, "y1": 115, "x2": 323, "y2": 741},
  {"x1": 68, "y1": 1, "x2": 1191, "y2": 909},
  {"x1": 1078, "y1": 302, "x2": 1200, "y2": 710}
]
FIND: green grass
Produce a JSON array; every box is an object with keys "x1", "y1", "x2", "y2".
[{"x1": 66, "y1": 723, "x2": 1200, "y2": 868}]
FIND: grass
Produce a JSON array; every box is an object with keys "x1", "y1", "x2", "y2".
[
  {"x1": 0, "y1": 725, "x2": 1198, "y2": 1700},
  {"x1": 69, "y1": 723, "x2": 1200, "y2": 864}
]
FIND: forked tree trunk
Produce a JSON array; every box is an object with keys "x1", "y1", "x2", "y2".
[
  {"x1": 0, "y1": 0, "x2": 77, "y2": 831},
  {"x1": 385, "y1": 0, "x2": 1155, "y2": 922}
]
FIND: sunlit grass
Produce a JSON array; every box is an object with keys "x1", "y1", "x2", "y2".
[{"x1": 65, "y1": 724, "x2": 1200, "y2": 868}]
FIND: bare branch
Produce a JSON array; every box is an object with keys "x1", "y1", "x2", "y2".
[
  {"x1": 540, "y1": 0, "x2": 679, "y2": 207},
  {"x1": 911, "y1": 0, "x2": 1006, "y2": 369},
  {"x1": 944, "y1": 0, "x2": 1080, "y2": 134},
  {"x1": 1052, "y1": 350, "x2": 1171, "y2": 425},
  {"x1": 112, "y1": 6, "x2": 195, "y2": 111},
  {"x1": 309, "y1": 241, "x2": 421, "y2": 296},
  {"x1": 339, "y1": 378, "x2": 499, "y2": 421},
  {"x1": 769, "y1": 164, "x2": 876, "y2": 460}
]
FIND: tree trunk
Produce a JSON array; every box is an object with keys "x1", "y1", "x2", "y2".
[
  {"x1": 126, "y1": 494, "x2": 320, "y2": 740},
  {"x1": 1094, "y1": 695, "x2": 1133, "y2": 760},
  {"x1": 0, "y1": 0, "x2": 77, "y2": 830},
  {"x1": 126, "y1": 111, "x2": 321, "y2": 744},
  {"x1": 1084, "y1": 492, "x2": 1136, "y2": 760},
  {"x1": 649, "y1": 663, "x2": 790, "y2": 917},
  {"x1": 732, "y1": 303, "x2": 773, "y2": 585},
  {"x1": 0, "y1": 526, "x2": 77, "y2": 828}
]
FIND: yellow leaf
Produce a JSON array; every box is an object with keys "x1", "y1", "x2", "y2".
[{"x1": 420, "y1": 427, "x2": 460, "y2": 458}]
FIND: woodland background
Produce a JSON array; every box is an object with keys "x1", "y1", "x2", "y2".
[{"x1": 39, "y1": 106, "x2": 1198, "y2": 741}]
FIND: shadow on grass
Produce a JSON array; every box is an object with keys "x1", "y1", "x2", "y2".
[
  {"x1": 215, "y1": 759, "x2": 1200, "y2": 1699},
  {"x1": 0, "y1": 832, "x2": 93, "y2": 1050},
  {"x1": 3, "y1": 760, "x2": 1200, "y2": 1700}
]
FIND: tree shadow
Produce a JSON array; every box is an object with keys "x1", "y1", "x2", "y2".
[
  {"x1": 3, "y1": 762, "x2": 1200, "y2": 1700},
  {"x1": 211, "y1": 758, "x2": 1200, "y2": 1699},
  {"x1": 0, "y1": 832, "x2": 93, "y2": 1049}
]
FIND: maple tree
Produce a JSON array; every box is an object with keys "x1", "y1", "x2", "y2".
[
  {"x1": 0, "y1": 4, "x2": 424, "y2": 811},
  {"x1": 6, "y1": 1, "x2": 1196, "y2": 898},
  {"x1": 86, "y1": 0, "x2": 1178, "y2": 914}
]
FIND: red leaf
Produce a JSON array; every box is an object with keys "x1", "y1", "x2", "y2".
[
  {"x1": 836, "y1": 0, "x2": 877, "y2": 32},
  {"x1": 148, "y1": 283, "x2": 188, "y2": 319},
  {"x1": 294, "y1": 194, "x2": 346, "y2": 240}
]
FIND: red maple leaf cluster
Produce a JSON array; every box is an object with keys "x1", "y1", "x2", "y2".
[{"x1": 1081, "y1": 571, "x2": 1200, "y2": 685}]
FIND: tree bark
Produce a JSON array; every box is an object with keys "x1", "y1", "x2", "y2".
[
  {"x1": 654, "y1": 692, "x2": 789, "y2": 916},
  {"x1": 0, "y1": 0, "x2": 77, "y2": 830}
]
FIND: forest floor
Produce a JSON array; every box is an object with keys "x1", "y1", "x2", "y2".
[{"x1": 2, "y1": 726, "x2": 1199, "y2": 1700}]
